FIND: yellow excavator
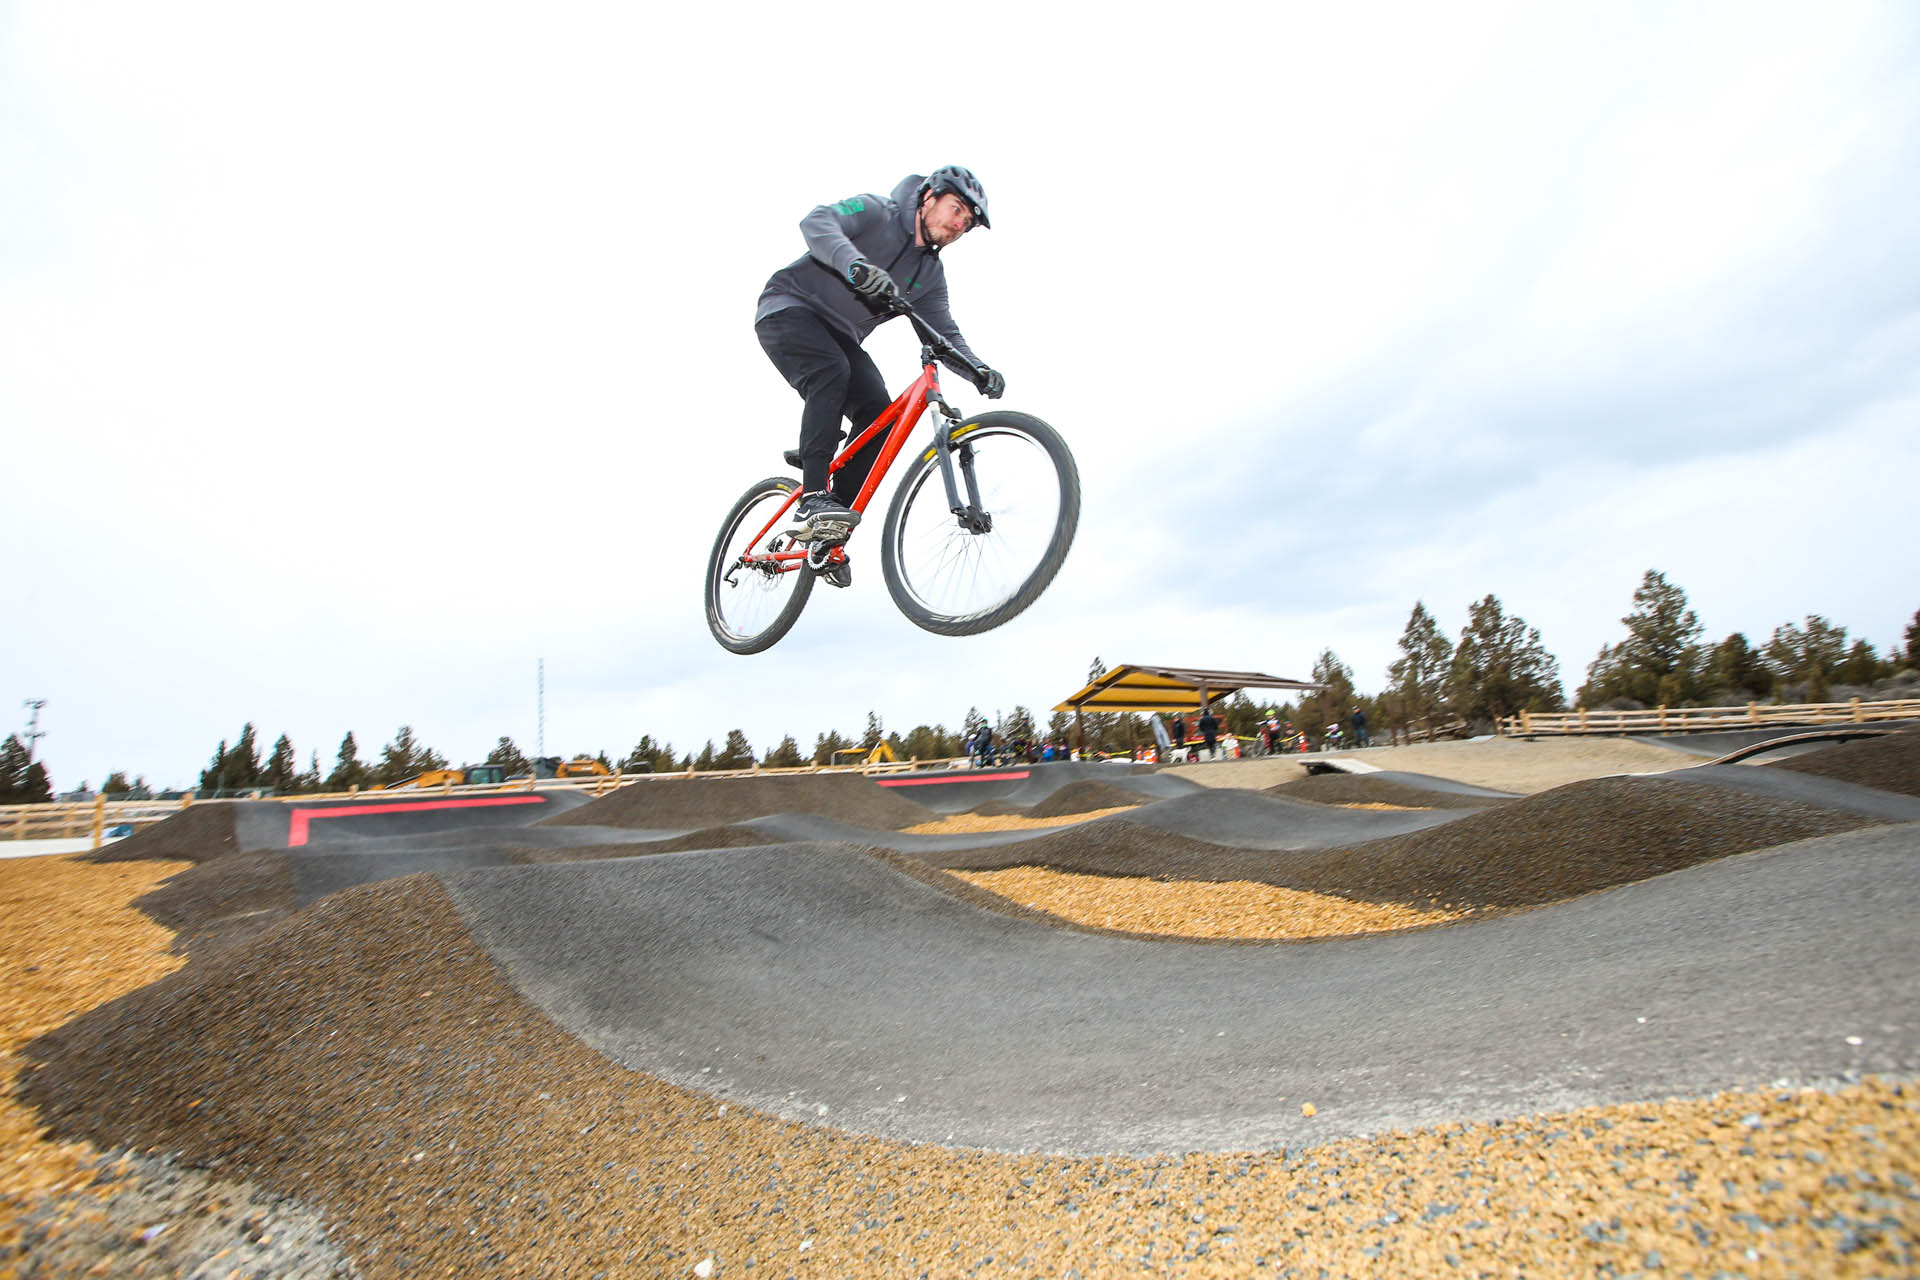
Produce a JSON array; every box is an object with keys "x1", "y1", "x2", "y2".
[
  {"x1": 375, "y1": 764, "x2": 512, "y2": 790},
  {"x1": 830, "y1": 742, "x2": 898, "y2": 766}
]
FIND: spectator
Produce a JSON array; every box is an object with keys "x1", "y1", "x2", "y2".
[
  {"x1": 971, "y1": 724, "x2": 994, "y2": 767},
  {"x1": 1169, "y1": 713, "x2": 1188, "y2": 762},
  {"x1": 1351, "y1": 706, "x2": 1371, "y2": 749},
  {"x1": 1198, "y1": 706, "x2": 1221, "y2": 760}
]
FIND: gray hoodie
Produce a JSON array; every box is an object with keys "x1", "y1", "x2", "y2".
[{"x1": 756, "y1": 173, "x2": 984, "y2": 378}]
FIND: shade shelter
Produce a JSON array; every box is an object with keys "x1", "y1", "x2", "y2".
[{"x1": 1051, "y1": 664, "x2": 1328, "y2": 754}]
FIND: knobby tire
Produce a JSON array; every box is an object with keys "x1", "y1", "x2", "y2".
[
  {"x1": 879, "y1": 411, "x2": 1079, "y2": 636},
  {"x1": 705, "y1": 476, "x2": 814, "y2": 654}
]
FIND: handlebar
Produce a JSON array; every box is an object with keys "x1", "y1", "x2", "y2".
[{"x1": 882, "y1": 294, "x2": 988, "y2": 385}]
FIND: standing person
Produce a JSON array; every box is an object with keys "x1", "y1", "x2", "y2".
[
  {"x1": 754, "y1": 167, "x2": 1003, "y2": 588},
  {"x1": 1169, "y1": 713, "x2": 1188, "y2": 763},
  {"x1": 1351, "y1": 706, "x2": 1371, "y2": 749},
  {"x1": 1198, "y1": 706, "x2": 1221, "y2": 761}
]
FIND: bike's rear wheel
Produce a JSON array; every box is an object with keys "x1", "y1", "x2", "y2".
[
  {"x1": 705, "y1": 476, "x2": 814, "y2": 654},
  {"x1": 880, "y1": 411, "x2": 1079, "y2": 636}
]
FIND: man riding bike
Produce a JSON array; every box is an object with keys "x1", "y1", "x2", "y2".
[{"x1": 754, "y1": 166, "x2": 1003, "y2": 585}]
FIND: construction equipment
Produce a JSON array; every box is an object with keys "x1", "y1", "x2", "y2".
[
  {"x1": 831, "y1": 742, "x2": 898, "y2": 766},
  {"x1": 524, "y1": 755, "x2": 613, "y2": 780},
  {"x1": 375, "y1": 764, "x2": 512, "y2": 790}
]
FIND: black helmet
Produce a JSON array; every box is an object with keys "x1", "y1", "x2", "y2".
[{"x1": 921, "y1": 164, "x2": 990, "y2": 229}]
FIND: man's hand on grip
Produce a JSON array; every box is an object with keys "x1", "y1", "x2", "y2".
[{"x1": 847, "y1": 260, "x2": 897, "y2": 300}]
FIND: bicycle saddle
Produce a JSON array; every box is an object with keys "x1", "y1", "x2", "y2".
[{"x1": 782, "y1": 449, "x2": 801, "y2": 470}]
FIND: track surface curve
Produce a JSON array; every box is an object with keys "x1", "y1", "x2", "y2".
[{"x1": 441, "y1": 823, "x2": 1920, "y2": 1155}]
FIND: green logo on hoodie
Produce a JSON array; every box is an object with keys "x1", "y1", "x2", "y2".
[{"x1": 832, "y1": 197, "x2": 866, "y2": 216}]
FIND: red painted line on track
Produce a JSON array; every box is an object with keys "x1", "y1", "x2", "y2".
[
  {"x1": 875, "y1": 770, "x2": 1031, "y2": 788},
  {"x1": 286, "y1": 795, "x2": 548, "y2": 847}
]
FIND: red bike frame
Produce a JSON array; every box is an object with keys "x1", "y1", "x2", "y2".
[{"x1": 741, "y1": 357, "x2": 948, "y2": 574}]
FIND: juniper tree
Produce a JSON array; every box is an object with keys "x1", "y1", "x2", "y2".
[
  {"x1": 1387, "y1": 602, "x2": 1453, "y2": 731},
  {"x1": 1447, "y1": 594, "x2": 1565, "y2": 726}
]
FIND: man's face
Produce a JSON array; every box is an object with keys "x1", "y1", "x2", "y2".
[{"x1": 919, "y1": 192, "x2": 976, "y2": 247}]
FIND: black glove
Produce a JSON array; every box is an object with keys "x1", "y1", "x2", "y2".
[
  {"x1": 975, "y1": 367, "x2": 1006, "y2": 399},
  {"x1": 847, "y1": 259, "x2": 897, "y2": 301}
]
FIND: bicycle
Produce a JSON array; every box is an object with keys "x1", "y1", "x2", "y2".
[{"x1": 705, "y1": 298, "x2": 1080, "y2": 654}]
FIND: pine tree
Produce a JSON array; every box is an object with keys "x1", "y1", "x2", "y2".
[
  {"x1": 198, "y1": 724, "x2": 264, "y2": 795},
  {"x1": 326, "y1": 732, "x2": 369, "y2": 792},
  {"x1": 230, "y1": 724, "x2": 262, "y2": 789},
  {"x1": 812, "y1": 730, "x2": 852, "y2": 765},
  {"x1": 1764, "y1": 616, "x2": 1849, "y2": 693},
  {"x1": 764, "y1": 735, "x2": 805, "y2": 768},
  {"x1": 298, "y1": 752, "x2": 323, "y2": 793},
  {"x1": 0, "y1": 736, "x2": 30, "y2": 803},
  {"x1": 1702, "y1": 633, "x2": 1771, "y2": 700},
  {"x1": 373, "y1": 725, "x2": 446, "y2": 787},
  {"x1": 102, "y1": 772, "x2": 152, "y2": 799},
  {"x1": 719, "y1": 730, "x2": 754, "y2": 769},
  {"x1": 1447, "y1": 594, "x2": 1565, "y2": 727},
  {"x1": 1387, "y1": 602, "x2": 1454, "y2": 735},
  {"x1": 1905, "y1": 608, "x2": 1920, "y2": 668},
  {"x1": 261, "y1": 734, "x2": 299, "y2": 794},
  {"x1": 1223, "y1": 693, "x2": 1260, "y2": 736},
  {"x1": 862, "y1": 712, "x2": 884, "y2": 752},
  {"x1": 199, "y1": 739, "x2": 229, "y2": 794},
  {"x1": 21, "y1": 762, "x2": 52, "y2": 803},
  {"x1": 1838, "y1": 639, "x2": 1881, "y2": 687},
  {"x1": 485, "y1": 736, "x2": 530, "y2": 775},
  {"x1": 622, "y1": 735, "x2": 676, "y2": 773},
  {"x1": 1581, "y1": 570, "x2": 1704, "y2": 706},
  {"x1": 693, "y1": 740, "x2": 718, "y2": 771},
  {"x1": 1298, "y1": 650, "x2": 1356, "y2": 741}
]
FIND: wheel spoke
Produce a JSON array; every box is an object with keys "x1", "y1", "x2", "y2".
[
  {"x1": 886, "y1": 425, "x2": 1070, "y2": 627},
  {"x1": 706, "y1": 482, "x2": 813, "y2": 653}
]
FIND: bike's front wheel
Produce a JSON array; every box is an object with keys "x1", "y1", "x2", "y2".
[
  {"x1": 880, "y1": 411, "x2": 1079, "y2": 636},
  {"x1": 705, "y1": 476, "x2": 815, "y2": 654}
]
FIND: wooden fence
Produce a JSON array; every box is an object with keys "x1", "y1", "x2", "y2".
[
  {"x1": 1500, "y1": 697, "x2": 1920, "y2": 737},
  {"x1": 0, "y1": 755, "x2": 975, "y2": 849}
]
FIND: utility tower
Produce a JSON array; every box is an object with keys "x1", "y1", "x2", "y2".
[{"x1": 21, "y1": 699, "x2": 46, "y2": 764}]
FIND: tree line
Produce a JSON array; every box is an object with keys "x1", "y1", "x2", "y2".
[{"x1": 13, "y1": 576, "x2": 1915, "y2": 802}]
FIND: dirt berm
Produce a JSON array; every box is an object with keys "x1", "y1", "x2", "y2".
[
  {"x1": 1773, "y1": 724, "x2": 1920, "y2": 796},
  {"x1": 85, "y1": 803, "x2": 239, "y2": 864},
  {"x1": 923, "y1": 775, "x2": 1880, "y2": 910},
  {"x1": 538, "y1": 772, "x2": 936, "y2": 831},
  {"x1": 1022, "y1": 778, "x2": 1152, "y2": 819},
  {"x1": 1265, "y1": 773, "x2": 1509, "y2": 810}
]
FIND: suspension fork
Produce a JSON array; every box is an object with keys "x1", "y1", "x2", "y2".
[{"x1": 930, "y1": 399, "x2": 992, "y2": 534}]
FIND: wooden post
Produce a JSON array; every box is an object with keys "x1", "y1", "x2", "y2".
[
  {"x1": 1520, "y1": 709, "x2": 1533, "y2": 736},
  {"x1": 1747, "y1": 701, "x2": 1759, "y2": 724},
  {"x1": 91, "y1": 794, "x2": 107, "y2": 850},
  {"x1": 1578, "y1": 706, "x2": 1589, "y2": 731},
  {"x1": 1851, "y1": 697, "x2": 1863, "y2": 723},
  {"x1": 1657, "y1": 705, "x2": 1668, "y2": 731}
]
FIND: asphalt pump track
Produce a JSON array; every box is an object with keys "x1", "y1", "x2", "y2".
[{"x1": 57, "y1": 748, "x2": 1920, "y2": 1157}]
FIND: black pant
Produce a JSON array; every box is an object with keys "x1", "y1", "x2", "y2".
[{"x1": 756, "y1": 307, "x2": 891, "y2": 500}]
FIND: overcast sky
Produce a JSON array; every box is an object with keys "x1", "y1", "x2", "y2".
[{"x1": 5, "y1": 1, "x2": 1917, "y2": 792}]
